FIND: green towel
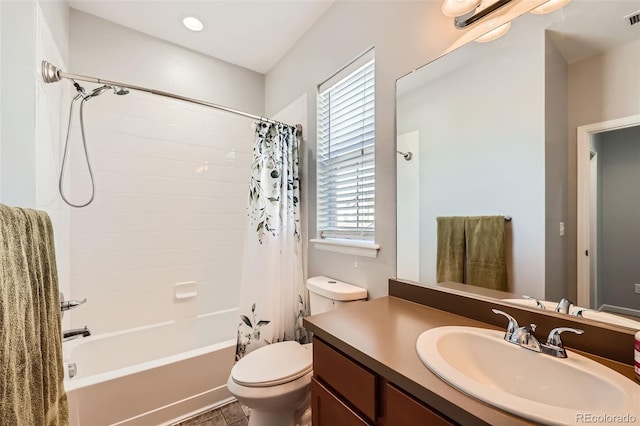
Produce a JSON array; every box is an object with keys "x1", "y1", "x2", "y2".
[
  {"x1": 0, "y1": 204, "x2": 68, "y2": 426},
  {"x1": 465, "y1": 216, "x2": 507, "y2": 291},
  {"x1": 436, "y1": 216, "x2": 466, "y2": 283}
]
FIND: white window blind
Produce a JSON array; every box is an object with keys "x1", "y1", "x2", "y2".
[{"x1": 317, "y1": 52, "x2": 375, "y2": 241}]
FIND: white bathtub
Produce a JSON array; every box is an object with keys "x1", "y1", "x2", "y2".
[{"x1": 63, "y1": 309, "x2": 239, "y2": 425}]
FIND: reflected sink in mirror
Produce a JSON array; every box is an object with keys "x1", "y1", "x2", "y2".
[
  {"x1": 416, "y1": 326, "x2": 640, "y2": 425},
  {"x1": 502, "y1": 298, "x2": 640, "y2": 330}
]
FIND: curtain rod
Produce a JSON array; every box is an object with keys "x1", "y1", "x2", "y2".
[{"x1": 41, "y1": 61, "x2": 301, "y2": 135}]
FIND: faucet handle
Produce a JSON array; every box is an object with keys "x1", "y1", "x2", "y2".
[
  {"x1": 492, "y1": 309, "x2": 519, "y2": 340},
  {"x1": 61, "y1": 297, "x2": 87, "y2": 311},
  {"x1": 544, "y1": 327, "x2": 584, "y2": 358},
  {"x1": 571, "y1": 307, "x2": 591, "y2": 317},
  {"x1": 546, "y1": 327, "x2": 584, "y2": 346},
  {"x1": 523, "y1": 295, "x2": 545, "y2": 310}
]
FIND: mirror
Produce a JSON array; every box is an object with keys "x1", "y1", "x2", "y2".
[{"x1": 396, "y1": 0, "x2": 640, "y2": 330}]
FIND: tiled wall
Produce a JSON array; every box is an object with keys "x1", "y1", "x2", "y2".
[{"x1": 68, "y1": 90, "x2": 254, "y2": 334}]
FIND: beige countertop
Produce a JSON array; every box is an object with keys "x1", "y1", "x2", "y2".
[{"x1": 303, "y1": 296, "x2": 636, "y2": 426}]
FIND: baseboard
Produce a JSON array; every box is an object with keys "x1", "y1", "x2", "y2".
[
  {"x1": 115, "y1": 385, "x2": 233, "y2": 426},
  {"x1": 164, "y1": 396, "x2": 237, "y2": 426},
  {"x1": 598, "y1": 304, "x2": 640, "y2": 319}
]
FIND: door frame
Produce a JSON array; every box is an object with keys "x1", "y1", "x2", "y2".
[{"x1": 576, "y1": 114, "x2": 640, "y2": 307}]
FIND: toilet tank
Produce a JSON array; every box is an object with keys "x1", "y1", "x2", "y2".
[{"x1": 306, "y1": 276, "x2": 367, "y2": 315}]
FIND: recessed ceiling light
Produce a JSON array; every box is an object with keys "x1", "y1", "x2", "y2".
[{"x1": 183, "y1": 16, "x2": 204, "y2": 32}]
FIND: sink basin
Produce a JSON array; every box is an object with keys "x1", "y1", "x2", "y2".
[
  {"x1": 502, "y1": 298, "x2": 640, "y2": 329},
  {"x1": 416, "y1": 326, "x2": 640, "y2": 425}
]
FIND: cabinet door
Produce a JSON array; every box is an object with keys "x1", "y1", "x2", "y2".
[
  {"x1": 312, "y1": 378, "x2": 371, "y2": 426},
  {"x1": 313, "y1": 337, "x2": 377, "y2": 420},
  {"x1": 382, "y1": 382, "x2": 453, "y2": 426}
]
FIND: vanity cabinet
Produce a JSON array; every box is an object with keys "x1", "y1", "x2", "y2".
[{"x1": 312, "y1": 337, "x2": 454, "y2": 426}]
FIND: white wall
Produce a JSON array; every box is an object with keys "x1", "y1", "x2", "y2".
[
  {"x1": 265, "y1": 1, "x2": 459, "y2": 299},
  {"x1": 68, "y1": 11, "x2": 264, "y2": 333},
  {"x1": 397, "y1": 25, "x2": 546, "y2": 298},
  {"x1": 544, "y1": 33, "x2": 569, "y2": 301},
  {"x1": 70, "y1": 10, "x2": 263, "y2": 116},
  {"x1": 1, "y1": 0, "x2": 71, "y2": 319},
  {"x1": 1, "y1": 0, "x2": 37, "y2": 207},
  {"x1": 396, "y1": 130, "x2": 419, "y2": 283}
]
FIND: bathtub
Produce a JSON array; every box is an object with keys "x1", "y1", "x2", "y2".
[{"x1": 63, "y1": 308, "x2": 239, "y2": 425}]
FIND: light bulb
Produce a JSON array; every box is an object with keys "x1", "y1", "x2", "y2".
[
  {"x1": 529, "y1": 0, "x2": 571, "y2": 15},
  {"x1": 474, "y1": 21, "x2": 511, "y2": 43},
  {"x1": 442, "y1": 0, "x2": 482, "y2": 18}
]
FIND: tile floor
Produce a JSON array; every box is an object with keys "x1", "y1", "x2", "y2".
[{"x1": 174, "y1": 401, "x2": 249, "y2": 426}]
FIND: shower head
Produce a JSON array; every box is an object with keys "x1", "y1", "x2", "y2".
[
  {"x1": 88, "y1": 85, "x2": 111, "y2": 98},
  {"x1": 112, "y1": 86, "x2": 129, "y2": 96},
  {"x1": 85, "y1": 85, "x2": 129, "y2": 100}
]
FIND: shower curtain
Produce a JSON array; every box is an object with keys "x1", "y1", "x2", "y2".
[{"x1": 235, "y1": 122, "x2": 308, "y2": 360}]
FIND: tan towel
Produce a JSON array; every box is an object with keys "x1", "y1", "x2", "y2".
[
  {"x1": 465, "y1": 216, "x2": 507, "y2": 291},
  {"x1": 0, "y1": 204, "x2": 68, "y2": 426},
  {"x1": 436, "y1": 216, "x2": 466, "y2": 283}
]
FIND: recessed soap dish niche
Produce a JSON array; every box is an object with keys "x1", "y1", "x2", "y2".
[{"x1": 174, "y1": 281, "x2": 197, "y2": 300}]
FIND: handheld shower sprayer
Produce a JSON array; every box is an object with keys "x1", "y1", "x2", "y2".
[{"x1": 59, "y1": 81, "x2": 129, "y2": 207}]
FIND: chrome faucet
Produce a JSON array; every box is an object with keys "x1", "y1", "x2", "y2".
[
  {"x1": 492, "y1": 309, "x2": 584, "y2": 358},
  {"x1": 63, "y1": 326, "x2": 91, "y2": 342},
  {"x1": 492, "y1": 309, "x2": 541, "y2": 351},
  {"x1": 554, "y1": 298, "x2": 573, "y2": 314}
]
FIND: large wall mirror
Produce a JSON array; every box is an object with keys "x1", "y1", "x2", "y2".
[{"x1": 396, "y1": 0, "x2": 640, "y2": 330}]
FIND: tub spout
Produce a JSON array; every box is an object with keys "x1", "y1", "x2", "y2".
[{"x1": 63, "y1": 326, "x2": 91, "y2": 342}]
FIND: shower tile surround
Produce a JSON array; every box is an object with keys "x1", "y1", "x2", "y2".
[{"x1": 68, "y1": 89, "x2": 255, "y2": 333}]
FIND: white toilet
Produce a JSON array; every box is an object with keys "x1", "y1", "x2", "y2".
[{"x1": 227, "y1": 276, "x2": 367, "y2": 426}]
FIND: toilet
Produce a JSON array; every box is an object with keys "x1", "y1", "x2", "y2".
[{"x1": 227, "y1": 276, "x2": 367, "y2": 426}]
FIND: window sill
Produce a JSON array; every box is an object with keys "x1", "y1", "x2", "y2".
[{"x1": 309, "y1": 238, "x2": 380, "y2": 258}]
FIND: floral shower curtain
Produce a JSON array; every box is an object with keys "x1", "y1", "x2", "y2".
[{"x1": 235, "y1": 122, "x2": 308, "y2": 360}]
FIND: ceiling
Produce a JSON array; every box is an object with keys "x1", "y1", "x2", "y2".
[{"x1": 68, "y1": 0, "x2": 335, "y2": 74}]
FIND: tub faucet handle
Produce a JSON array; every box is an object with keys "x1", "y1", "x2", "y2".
[{"x1": 60, "y1": 292, "x2": 87, "y2": 315}]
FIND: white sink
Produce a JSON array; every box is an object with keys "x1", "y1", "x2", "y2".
[
  {"x1": 416, "y1": 326, "x2": 640, "y2": 425},
  {"x1": 502, "y1": 298, "x2": 640, "y2": 329}
]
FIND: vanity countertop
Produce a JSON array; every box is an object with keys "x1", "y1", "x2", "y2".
[{"x1": 303, "y1": 295, "x2": 637, "y2": 426}]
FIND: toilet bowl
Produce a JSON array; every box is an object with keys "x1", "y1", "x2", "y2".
[
  {"x1": 227, "y1": 276, "x2": 367, "y2": 426},
  {"x1": 227, "y1": 341, "x2": 312, "y2": 426}
]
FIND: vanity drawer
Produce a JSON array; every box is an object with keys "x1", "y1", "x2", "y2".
[
  {"x1": 312, "y1": 378, "x2": 371, "y2": 426},
  {"x1": 313, "y1": 337, "x2": 377, "y2": 421},
  {"x1": 382, "y1": 382, "x2": 453, "y2": 426}
]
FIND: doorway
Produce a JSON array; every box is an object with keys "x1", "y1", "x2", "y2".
[{"x1": 577, "y1": 115, "x2": 640, "y2": 318}]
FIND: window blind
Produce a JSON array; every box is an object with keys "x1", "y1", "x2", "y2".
[{"x1": 317, "y1": 55, "x2": 375, "y2": 241}]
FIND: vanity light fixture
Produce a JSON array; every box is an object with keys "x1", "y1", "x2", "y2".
[
  {"x1": 182, "y1": 16, "x2": 204, "y2": 32},
  {"x1": 442, "y1": 0, "x2": 515, "y2": 29},
  {"x1": 529, "y1": 0, "x2": 572, "y2": 15},
  {"x1": 474, "y1": 21, "x2": 512, "y2": 42},
  {"x1": 441, "y1": 0, "x2": 482, "y2": 19}
]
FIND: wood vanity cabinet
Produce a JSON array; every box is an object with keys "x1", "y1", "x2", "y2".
[{"x1": 312, "y1": 337, "x2": 454, "y2": 426}]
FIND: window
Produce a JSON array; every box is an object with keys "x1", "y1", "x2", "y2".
[{"x1": 317, "y1": 50, "x2": 375, "y2": 243}]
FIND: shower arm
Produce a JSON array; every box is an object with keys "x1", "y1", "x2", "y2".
[{"x1": 41, "y1": 61, "x2": 300, "y2": 135}]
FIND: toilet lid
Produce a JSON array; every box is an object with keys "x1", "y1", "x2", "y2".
[{"x1": 231, "y1": 341, "x2": 312, "y2": 388}]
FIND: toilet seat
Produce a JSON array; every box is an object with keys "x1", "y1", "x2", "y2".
[{"x1": 231, "y1": 341, "x2": 312, "y2": 388}]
